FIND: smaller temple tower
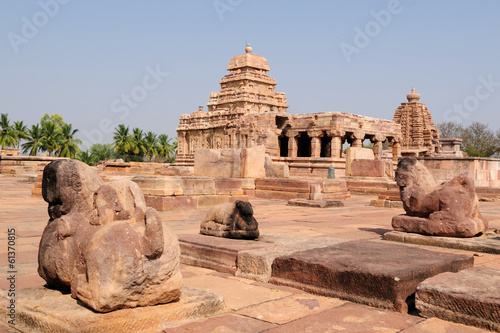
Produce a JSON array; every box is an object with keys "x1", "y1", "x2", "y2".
[
  {"x1": 393, "y1": 88, "x2": 439, "y2": 156},
  {"x1": 207, "y1": 44, "x2": 289, "y2": 114}
]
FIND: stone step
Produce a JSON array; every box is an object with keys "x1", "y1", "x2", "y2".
[
  {"x1": 269, "y1": 240, "x2": 474, "y2": 313},
  {"x1": 416, "y1": 266, "x2": 500, "y2": 332}
]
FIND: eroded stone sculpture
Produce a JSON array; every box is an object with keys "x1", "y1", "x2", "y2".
[
  {"x1": 38, "y1": 160, "x2": 182, "y2": 312},
  {"x1": 200, "y1": 200, "x2": 259, "y2": 239},
  {"x1": 392, "y1": 158, "x2": 488, "y2": 237}
]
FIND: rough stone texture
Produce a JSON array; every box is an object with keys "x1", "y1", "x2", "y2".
[
  {"x1": 144, "y1": 195, "x2": 197, "y2": 212},
  {"x1": 178, "y1": 233, "x2": 274, "y2": 274},
  {"x1": 287, "y1": 198, "x2": 344, "y2": 208},
  {"x1": 236, "y1": 235, "x2": 347, "y2": 283},
  {"x1": 38, "y1": 160, "x2": 183, "y2": 313},
  {"x1": 264, "y1": 303, "x2": 423, "y2": 333},
  {"x1": 270, "y1": 240, "x2": 474, "y2": 313},
  {"x1": 181, "y1": 177, "x2": 216, "y2": 195},
  {"x1": 131, "y1": 176, "x2": 183, "y2": 196},
  {"x1": 194, "y1": 145, "x2": 265, "y2": 179},
  {"x1": 72, "y1": 181, "x2": 183, "y2": 312},
  {"x1": 200, "y1": 201, "x2": 259, "y2": 239},
  {"x1": 392, "y1": 157, "x2": 488, "y2": 237},
  {"x1": 345, "y1": 147, "x2": 375, "y2": 176},
  {"x1": 0, "y1": 287, "x2": 224, "y2": 333},
  {"x1": 38, "y1": 159, "x2": 104, "y2": 289},
  {"x1": 265, "y1": 155, "x2": 289, "y2": 178},
  {"x1": 383, "y1": 231, "x2": 500, "y2": 254},
  {"x1": 416, "y1": 267, "x2": 500, "y2": 332},
  {"x1": 163, "y1": 314, "x2": 277, "y2": 332},
  {"x1": 393, "y1": 88, "x2": 440, "y2": 156},
  {"x1": 351, "y1": 159, "x2": 393, "y2": 178}
]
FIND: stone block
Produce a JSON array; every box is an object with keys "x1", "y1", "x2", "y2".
[
  {"x1": 215, "y1": 178, "x2": 243, "y2": 195},
  {"x1": 416, "y1": 267, "x2": 500, "y2": 331},
  {"x1": 181, "y1": 177, "x2": 216, "y2": 195},
  {"x1": 242, "y1": 145, "x2": 266, "y2": 178},
  {"x1": 255, "y1": 179, "x2": 311, "y2": 193},
  {"x1": 144, "y1": 195, "x2": 197, "y2": 212},
  {"x1": 286, "y1": 199, "x2": 344, "y2": 208},
  {"x1": 178, "y1": 233, "x2": 274, "y2": 274},
  {"x1": 265, "y1": 155, "x2": 289, "y2": 178},
  {"x1": 345, "y1": 147, "x2": 374, "y2": 175},
  {"x1": 270, "y1": 240, "x2": 473, "y2": 313},
  {"x1": 240, "y1": 178, "x2": 255, "y2": 190},
  {"x1": 255, "y1": 190, "x2": 308, "y2": 201},
  {"x1": 194, "y1": 148, "x2": 241, "y2": 178},
  {"x1": 350, "y1": 159, "x2": 387, "y2": 177},
  {"x1": 0, "y1": 287, "x2": 224, "y2": 333},
  {"x1": 131, "y1": 176, "x2": 183, "y2": 196}
]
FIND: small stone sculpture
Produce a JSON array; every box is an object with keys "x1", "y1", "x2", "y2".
[
  {"x1": 38, "y1": 160, "x2": 182, "y2": 312},
  {"x1": 392, "y1": 158, "x2": 488, "y2": 237},
  {"x1": 200, "y1": 200, "x2": 259, "y2": 239}
]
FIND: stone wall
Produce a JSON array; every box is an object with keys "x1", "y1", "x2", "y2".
[
  {"x1": 417, "y1": 157, "x2": 500, "y2": 187},
  {"x1": 0, "y1": 156, "x2": 68, "y2": 176}
]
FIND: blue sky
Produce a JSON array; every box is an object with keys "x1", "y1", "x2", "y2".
[{"x1": 1, "y1": 0, "x2": 499, "y2": 149}]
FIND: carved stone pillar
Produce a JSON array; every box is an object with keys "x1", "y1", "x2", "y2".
[
  {"x1": 287, "y1": 131, "x2": 298, "y2": 157},
  {"x1": 373, "y1": 141, "x2": 383, "y2": 160},
  {"x1": 392, "y1": 142, "x2": 401, "y2": 161},
  {"x1": 331, "y1": 136, "x2": 342, "y2": 158},
  {"x1": 308, "y1": 131, "x2": 321, "y2": 158},
  {"x1": 351, "y1": 132, "x2": 364, "y2": 148}
]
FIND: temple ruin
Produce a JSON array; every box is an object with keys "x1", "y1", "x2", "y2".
[{"x1": 176, "y1": 45, "x2": 442, "y2": 176}]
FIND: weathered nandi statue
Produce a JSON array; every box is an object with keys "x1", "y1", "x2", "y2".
[
  {"x1": 392, "y1": 157, "x2": 488, "y2": 237},
  {"x1": 38, "y1": 160, "x2": 182, "y2": 312},
  {"x1": 200, "y1": 200, "x2": 259, "y2": 239}
]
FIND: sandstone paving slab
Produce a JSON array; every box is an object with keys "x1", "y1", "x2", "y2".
[
  {"x1": 399, "y1": 317, "x2": 491, "y2": 333},
  {"x1": 286, "y1": 198, "x2": 344, "y2": 208},
  {"x1": 236, "y1": 235, "x2": 348, "y2": 282},
  {"x1": 178, "y1": 233, "x2": 276, "y2": 274},
  {"x1": 0, "y1": 287, "x2": 224, "y2": 333},
  {"x1": 416, "y1": 266, "x2": 500, "y2": 332},
  {"x1": 182, "y1": 273, "x2": 291, "y2": 311},
  {"x1": 384, "y1": 231, "x2": 500, "y2": 254},
  {"x1": 236, "y1": 293, "x2": 347, "y2": 325},
  {"x1": 264, "y1": 302, "x2": 424, "y2": 333},
  {"x1": 162, "y1": 314, "x2": 276, "y2": 332},
  {"x1": 270, "y1": 240, "x2": 474, "y2": 313}
]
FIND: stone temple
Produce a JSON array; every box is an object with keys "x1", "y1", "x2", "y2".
[{"x1": 176, "y1": 45, "x2": 439, "y2": 175}]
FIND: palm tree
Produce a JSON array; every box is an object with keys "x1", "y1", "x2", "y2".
[
  {"x1": 144, "y1": 131, "x2": 158, "y2": 161},
  {"x1": 113, "y1": 124, "x2": 132, "y2": 154},
  {"x1": 40, "y1": 121, "x2": 62, "y2": 156},
  {"x1": 130, "y1": 128, "x2": 146, "y2": 156},
  {"x1": 57, "y1": 124, "x2": 82, "y2": 158},
  {"x1": 22, "y1": 124, "x2": 44, "y2": 156},
  {"x1": 90, "y1": 143, "x2": 115, "y2": 164},
  {"x1": 13, "y1": 121, "x2": 28, "y2": 150},
  {"x1": 0, "y1": 113, "x2": 18, "y2": 149},
  {"x1": 77, "y1": 150, "x2": 95, "y2": 166},
  {"x1": 157, "y1": 134, "x2": 173, "y2": 161}
]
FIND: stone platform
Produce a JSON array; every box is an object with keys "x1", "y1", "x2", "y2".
[
  {"x1": 269, "y1": 240, "x2": 474, "y2": 313},
  {"x1": 383, "y1": 230, "x2": 500, "y2": 254},
  {"x1": 178, "y1": 233, "x2": 347, "y2": 281},
  {"x1": 0, "y1": 287, "x2": 224, "y2": 333},
  {"x1": 416, "y1": 266, "x2": 500, "y2": 332},
  {"x1": 286, "y1": 199, "x2": 344, "y2": 208}
]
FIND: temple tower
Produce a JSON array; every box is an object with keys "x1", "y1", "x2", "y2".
[
  {"x1": 207, "y1": 44, "x2": 289, "y2": 114},
  {"x1": 393, "y1": 88, "x2": 439, "y2": 156}
]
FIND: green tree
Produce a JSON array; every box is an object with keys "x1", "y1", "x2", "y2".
[
  {"x1": 130, "y1": 128, "x2": 146, "y2": 156},
  {"x1": 40, "y1": 121, "x2": 62, "y2": 156},
  {"x1": 22, "y1": 124, "x2": 44, "y2": 156},
  {"x1": 13, "y1": 121, "x2": 28, "y2": 149},
  {"x1": 144, "y1": 131, "x2": 158, "y2": 161},
  {"x1": 40, "y1": 114, "x2": 65, "y2": 130},
  {"x1": 0, "y1": 113, "x2": 18, "y2": 149},
  {"x1": 77, "y1": 150, "x2": 95, "y2": 166},
  {"x1": 461, "y1": 122, "x2": 498, "y2": 157},
  {"x1": 436, "y1": 122, "x2": 464, "y2": 138},
  {"x1": 113, "y1": 124, "x2": 132, "y2": 154},
  {"x1": 90, "y1": 143, "x2": 115, "y2": 163},
  {"x1": 57, "y1": 124, "x2": 81, "y2": 158},
  {"x1": 157, "y1": 134, "x2": 173, "y2": 161}
]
